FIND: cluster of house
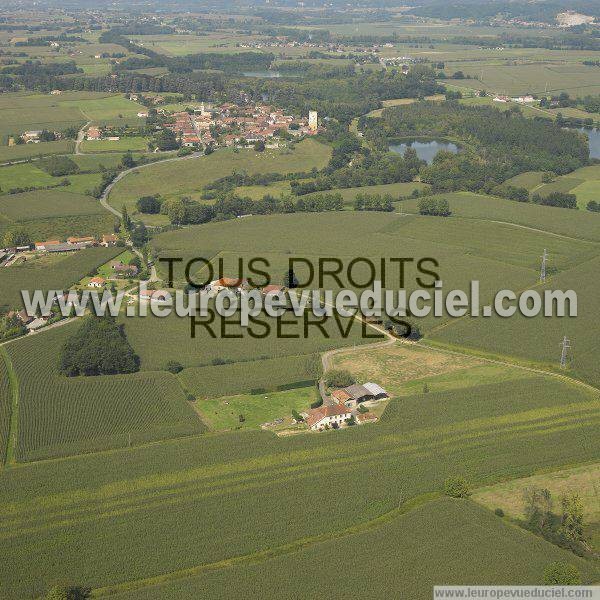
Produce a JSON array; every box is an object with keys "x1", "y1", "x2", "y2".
[
  {"x1": 5, "y1": 309, "x2": 47, "y2": 332},
  {"x1": 493, "y1": 95, "x2": 535, "y2": 104},
  {"x1": 15, "y1": 130, "x2": 63, "y2": 144},
  {"x1": 33, "y1": 234, "x2": 118, "y2": 253},
  {"x1": 306, "y1": 382, "x2": 388, "y2": 432},
  {"x1": 161, "y1": 103, "x2": 319, "y2": 148},
  {"x1": 86, "y1": 126, "x2": 121, "y2": 142}
]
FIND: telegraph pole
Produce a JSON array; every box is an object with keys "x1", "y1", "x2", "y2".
[
  {"x1": 559, "y1": 336, "x2": 571, "y2": 368},
  {"x1": 540, "y1": 248, "x2": 548, "y2": 283}
]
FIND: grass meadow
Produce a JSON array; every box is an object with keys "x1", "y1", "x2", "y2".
[
  {"x1": 474, "y1": 463, "x2": 600, "y2": 550},
  {"x1": 108, "y1": 139, "x2": 332, "y2": 219},
  {"x1": 0, "y1": 140, "x2": 74, "y2": 164}
]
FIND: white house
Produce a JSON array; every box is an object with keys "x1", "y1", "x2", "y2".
[
  {"x1": 88, "y1": 277, "x2": 105, "y2": 288},
  {"x1": 306, "y1": 404, "x2": 352, "y2": 431}
]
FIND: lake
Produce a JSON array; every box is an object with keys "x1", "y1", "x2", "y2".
[
  {"x1": 389, "y1": 139, "x2": 458, "y2": 164},
  {"x1": 576, "y1": 127, "x2": 600, "y2": 159}
]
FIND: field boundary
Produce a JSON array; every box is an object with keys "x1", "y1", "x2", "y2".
[
  {"x1": 91, "y1": 491, "x2": 440, "y2": 597},
  {"x1": 420, "y1": 338, "x2": 600, "y2": 397},
  {"x1": 0, "y1": 346, "x2": 19, "y2": 466}
]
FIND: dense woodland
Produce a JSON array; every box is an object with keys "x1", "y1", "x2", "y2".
[{"x1": 362, "y1": 102, "x2": 589, "y2": 193}]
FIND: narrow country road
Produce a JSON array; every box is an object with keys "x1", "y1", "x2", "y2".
[
  {"x1": 99, "y1": 151, "x2": 203, "y2": 219},
  {"x1": 75, "y1": 121, "x2": 91, "y2": 155}
]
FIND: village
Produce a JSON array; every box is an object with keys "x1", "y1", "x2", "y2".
[{"x1": 86, "y1": 100, "x2": 321, "y2": 150}]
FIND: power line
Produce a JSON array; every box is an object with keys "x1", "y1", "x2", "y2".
[
  {"x1": 559, "y1": 335, "x2": 571, "y2": 368},
  {"x1": 540, "y1": 248, "x2": 549, "y2": 283}
]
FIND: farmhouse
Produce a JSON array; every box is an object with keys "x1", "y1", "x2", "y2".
[
  {"x1": 86, "y1": 127, "x2": 102, "y2": 141},
  {"x1": 208, "y1": 278, "x2": 249, "y2": 293},
  {"x1": 306, "y1": 404, "x2": 352, "y2": 431},
  {"x1": 22, "y1": 131, "x2": 42, "y2": 143},
  {"x1": 101, "y1": 234, "x2": 118, "y2": 246},
  {"x1": 34, "y1": 240, "x2": 60, "y2": 251},
  {"x1": 332, "y1": 382, "x2": 388, "y2": 409},
  {"x1": 88, "y1": 277, "x2": 105, "y2": 288},
  {"x1": 112, "y1": 262, "x2": 139, "y2": 277}
]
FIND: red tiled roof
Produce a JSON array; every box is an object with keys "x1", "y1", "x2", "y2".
[{"x1": 306, "y1": 404, "x2": 351, "y2": 428}]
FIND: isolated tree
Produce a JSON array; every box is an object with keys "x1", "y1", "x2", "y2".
[
  {"x1": 558, "y1": 493, "x2": 585, "y2": 543},
  {"x1": 254, "y1": 139, "x2": 265, "y2": 152},
  {"x1": 325, "y1": 369, "x2": 355, "y2": 388},
  {"x1": 542, "y1": 562, "x2": 581, "y2": 585},
  {"x1": 45, "y1": 585, "x2": 90, "y2": 599},
  {"x1": 120, "y1": 205, "x2": 132, "y2": 232},
  {"x1": 164, "y1": 360, "x2": 183, "y2": 374},
  {"x1": 523, "y1": 487, "x2": 553, "y2": 531},
  {"x1": 120, "y1": 151, "x2": 135, "y2": 169}
]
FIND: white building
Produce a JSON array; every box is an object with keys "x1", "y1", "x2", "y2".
[
  {"x1": 306, "y1": 404, "x2": 352, "y2": 431},
  {"x1": 308, "y1": 110, "x2": 318, "y2": 132}
]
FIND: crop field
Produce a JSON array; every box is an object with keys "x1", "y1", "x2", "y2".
[
  {"x1": 534, "y1": 165, "x2": 600, "y2": 209},
  {"x1": 0, "y1": 246, "x2": 122, "y2": 311},
  {"x1": 0, "y1": 189, "x2": 104, "y2": 221},
  {"x1": 432, "y1": 255, "x2": 600, "y2": 388},
  {"x1": 504, "y1": 171, "x2": 546, "y2": 191},
  {"x1": 443, "y1": 62, "x2": 600, "y2": 97},
  {"x1": 0, "y1": 213, "x2": 116, "y2": 249},
  {"x1": 0, "y1": 375, "x2": 597, "y2": 597},
  {"x1": 113, "y1": 498, "x2": 598, "y2": 600},
  {"x1": 122, "y1": 311, "x2": 370, "y2": 373},
  {"x1": 108, "y1": 139, "x2": 332, "y2": 217},
  {"x1": 195, "y1": 386, "x2": 319, "y2": 431},
  {"x1": 5, "y1": 325, "x2": 206, "y2": 462},
  {"x1": 150, "y1": 210, "x2": 586, "y2": 333},
  {"x1": 177, "y1": 353, "x2": 321, "y2": 398},
  {"x1": 0, "y1": 349, "x2": 13, "y2": 465},
  {"x1": 398, "y1": 192, "x2": 600, "y2": 242},
  {"x1": 0, "y1": 140, "x2": 74, "y2": 164}
]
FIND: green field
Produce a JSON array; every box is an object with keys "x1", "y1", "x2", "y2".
[
  {"x1": 0, "y1": 349, "x2": 13, "y2": 465},
  {"x1": 399, "y1": 191, "x2": 600, "y2": 242},
  {"x1": 80, "y1": 136, "x2": 150, "y2": 153},
  {"x1": 0, "y1": 246, "x2": 122, "y2": 312},
  {"x1": 0, "y1": 92, "x2": 145, "y2": 141},
  {"x1": 113, "y1": 498, "x2": 598, "y2": 600},
  {"x1": 0, "y1": 375, "x2": 597, "y2": 598},
  {"x1": 0, "y1": 140, "x2": 74, "y2": 164},
  {"x1": 178, "y1": 353, "x2": 321, "y2": 399},
  {"x1": 195, "y1": 385, "x2": 318, "y2": 431},
  {"x1": 431, "y1": 255, "x2": 600, "y2": 388},
  {"x1": 5, "y1": 325, "x2": 207, "y2": 462},
  {"x1": 0, "y1": 163, "x2": 57, "y2": 190},
  {"x1": 0, "y1": 189, "x2": 104, "y2": 221},
  {"x1": 108, "y1": 139, "x2": 332, "y2": 220},
  {"x1": 533, "y1": 165, "x2": 600, "y2": 209}
]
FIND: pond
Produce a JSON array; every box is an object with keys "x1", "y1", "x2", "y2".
[
  {"x1": 389, "y1": 139, "x2": 459, "y2": 164},
  {"x1": 576, "y1": 127, "x2": 600, "y2": 159}
]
